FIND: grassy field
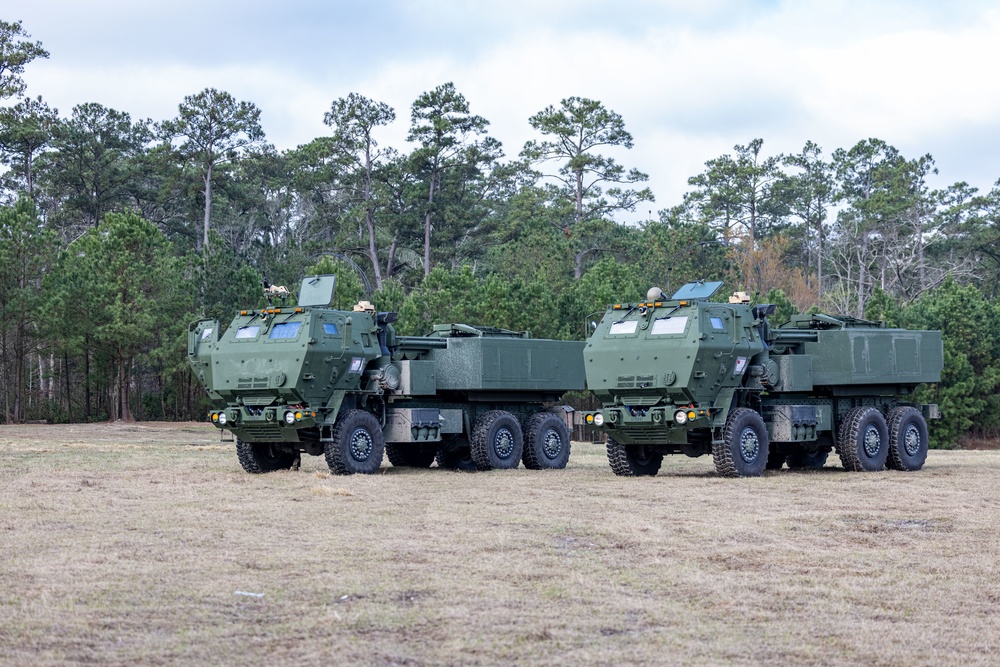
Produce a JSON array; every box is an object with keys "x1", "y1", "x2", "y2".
[{"x1": 1, "y1": 422, "x2": 999, "y2": 666}]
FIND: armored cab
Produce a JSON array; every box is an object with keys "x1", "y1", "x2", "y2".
[
  {"x1": 189, "y1": 276, "x2": 585, "y2": 475},
  {"x1": 581, "y1": 280, "x2": 942, "y2": 477}
]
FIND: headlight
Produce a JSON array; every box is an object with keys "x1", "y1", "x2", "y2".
[
  {"x1": 674, "y1": 410, "x2": 688, "y2": 425},
  {"x1": 593, "y1": 413, "x2": 605, "y2": 426},
  {"x1": 284, "y1": 411, "x2": 296, "y2": 425},
  {"x1": 218, "y1": 412, "x2": 227, "y2": 425}
]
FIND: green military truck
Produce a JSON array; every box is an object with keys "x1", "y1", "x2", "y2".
[
  {"x1": 188, "y1": 276, "x2": 584, "y2": 475},
  {"x1": 581, "y1": 280, "x2": 943, "y2": 477}
]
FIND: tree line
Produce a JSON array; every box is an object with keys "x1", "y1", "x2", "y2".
[{"x1": 1, "y1": 20, "x2": 998, "y2": 445}]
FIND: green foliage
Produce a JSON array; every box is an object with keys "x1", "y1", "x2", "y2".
[
  {"x1": 899, "y1": 280, "x2": 1000, "y2": 447},
  {"x1": 195, "y1": 231, "x2": 262, "y2": 323},
  {"x1": 372, "y1": 277, "x2": 406, "y2": 314},
  {"x1": 40, "y1": 103, "x2": 152, "y2": 229},
  {"x1": 0, "y1": 20, "x2": 49, "y2": 99},
  {"x1": 521, "y1": 96, "x2": 653, "y2": 234},
  {"x1": 160, "y1": 87, "x2": 266, "y2": 251},
  {"x1": 862, "y1": 287, "x2": 903, "y2": 325},
  {"x1": 762, "y1": 288, "x2": 797, "y2": 325},
  {"x1": 0, "y1": 95, "x2": 58, "y2": 195},
  {"x1": 398, "y1": 266, "x2": 559, "y2": 338},
  {"x1": 0, "y1": 197, "x2": 55, "y2": 422}
]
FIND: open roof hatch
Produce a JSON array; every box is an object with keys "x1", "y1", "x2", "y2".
[
  {"x1": 670, "y1": 280, "x2": 724, "y2": 301},
  {"x1": 298, "y1": 275, "x2": 336, "y2": 307}
]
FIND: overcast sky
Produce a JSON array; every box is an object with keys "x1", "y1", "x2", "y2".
[{"x1": 12, "y1": 0, "x2": 1000, "y2": 216}]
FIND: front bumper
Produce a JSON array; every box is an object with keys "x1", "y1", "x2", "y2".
[{"x1": 208, "y1": 406, "x2": 320, "y2": 442}]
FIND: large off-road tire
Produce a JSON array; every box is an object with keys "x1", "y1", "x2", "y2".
[
  {"x1": 606, "y1": 438, "x2": 663, "y2": 476},
  {"x1": 236, "y1": 440, "x2": 297, "y2": 474},
  {"x1": 713, "y1": 408, "x2": 770, "y2": 477},
  {"x1": 386, "y1": 442, "x2": 437, "y2": 468},
  {"x1": 886, "y1": 407, "x2": 929, "y2": 471},
  {"x1": 470, "y1": 410, "x2": 524, "y2": 471},
  {"x1": 324, "y1": 410, "x2": 385, "y2": 475},
  {"x1": 435, "y1": 444, "x2": 478, "y2": 472},
  {"x1": 786, "y1": 449, "x2": 829, "y2": 469},
  {"x1": 837, "y1": 406, "x2": 889, "y2": 472},
  {"x1": 522, "y1": 412, "x2": 571, "y2": 470}
]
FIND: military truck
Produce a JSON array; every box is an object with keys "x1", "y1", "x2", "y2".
[
  {"x1": 188, "y1": 275, "x2": 584, "y2": 475},
  {"x1": 581, "y1": 280, "x2": 943, "y2": 477}
]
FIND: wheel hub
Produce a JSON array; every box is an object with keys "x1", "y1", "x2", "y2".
[
  {"x1": 903, "y1": 423, "x2": 921, "y2": 456},
  {"x1": 349, "y1": 428, "x2": 374, "y2": 462},
  {"x1": 739, "y1": 426, "x2": 760, "y2": 463},
  {"x1": 863, "y1": 424, "x2": 882, "y2": 458},
  {"x1": 494, "y1": 427, "x2": 515, "y2": 459},
  {"x1": 541, "y1": 428, "x2": 562, "y2": 459}
]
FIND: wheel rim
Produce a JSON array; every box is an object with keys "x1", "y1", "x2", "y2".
[
  {"x1": 739, "y1": 426, "x2": 760, "y2": 463},
  {"x1": 349, "y1": 428, "x2": 374, "y2": 462},
  {"x1": 863, "y1": 424, "x2": 882, "y2": 458},
  {"x1": 903, "y1": 423, "x2": 921, "y2": 456},
  {"x1": 493, "y1": 427, "x2": 515, "y2": 459},
  {"x1": 541, "y1": 428, "x2": 563, "y2": 459}
]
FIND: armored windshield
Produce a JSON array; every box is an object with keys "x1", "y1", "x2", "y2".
[{"x1": 670, "y1": 280, "x2": 724, "y2": 301}]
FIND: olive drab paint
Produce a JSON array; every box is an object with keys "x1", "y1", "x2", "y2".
[
  {"x1": 582, "y1": 281, "x2": 943, "y2": 477},
  {"x1": 189, "y1": 276, "x2": 585, "y2": 475}
]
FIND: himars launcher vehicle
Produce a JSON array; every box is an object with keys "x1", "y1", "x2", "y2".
[
  {"x1": 582, "y1": 280, "x2": 943, "y2": 477},
  {"x1": 188, "y1": 276, "x2": 584, "y2": 475}
]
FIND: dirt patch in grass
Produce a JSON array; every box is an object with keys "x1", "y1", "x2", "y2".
[{"x1": 1, "y1": 422, "x2": 999, "y2": 666}]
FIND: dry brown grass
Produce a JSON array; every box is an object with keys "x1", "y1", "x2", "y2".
[{"x1": 2, "y1": 422, "x2": 999, "y2": 666}]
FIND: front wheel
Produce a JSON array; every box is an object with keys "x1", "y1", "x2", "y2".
[
  {"x1": 522, "y1": 412, "x2": 571, "y2": 470},
  {"x1": 886, "y1": 407, "x2": 929, "y2": 471},
  {"x1": 714, "y1": 408, "x2": 770, "y2": 477},
  {"x1": 837, "y1": 407, "x2": 888, "y2": 472},
  {"x1": 606, "y1": 438, "x2": 663, "y2": 476},
  {"x1": 470, "y1": 410, "x2": 523, "y2": 471},
  {"x1": 325, "y1": 410, "x2": 385, "y2": 475},
  {"x1": 236, "y1": 440, "x2": 297, "y2": 474}
]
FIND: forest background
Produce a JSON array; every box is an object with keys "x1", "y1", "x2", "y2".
[{"x1": 1, "y1": 20, "x2": 997, "y2": 447}]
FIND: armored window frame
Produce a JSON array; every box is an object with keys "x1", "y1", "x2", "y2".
[
  {"x1": 608, "y1": 320, "x2": 638, "y2": 336},
  {"x1": 651, "y1": 316, "x2": 688, "y2": 336},
  {"x1": 268, "y1": 322, "x2": 302, "y2": 340},
  {"x1": 234, "y1": 325, "x2": 260, "y2": 340}
]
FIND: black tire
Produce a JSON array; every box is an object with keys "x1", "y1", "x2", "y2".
[
  {"x1": 606, "y1": 438, "x2": 663, "y2": 476},
  {"x1": 324, "y1": 410, "x2": 385, "y2": 475},
  {"x1": 236, "y1": 440, "x2": 297, "y2": 474},
  {"x1": 837, "y1": 406, "x2": 889, "y2": 472},
  {"x1": 522, "y1": 412, "x2": 571, "y2": 470},
  {"x1": 786, "y1": 449, "x2": 829, "y2": 469},
  {"x1": 435, "y1": 443, "x2": 478, "y2": 472},
  {"x1": 886, "y1": 407, "x2": 929, "y2": 471},
  {"x1": 470, "y1": 410, "x2": 523, "y2": 471},
  {"x1": 765, "y1": 449, "x2": 786, "y2": 470},
  {"x1": 386, "y1": 442, "x2": 437, "y2": 468},
  {"x1": 714, "y1": 408, "x2": 770, "y2": 477}
]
